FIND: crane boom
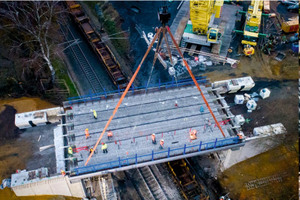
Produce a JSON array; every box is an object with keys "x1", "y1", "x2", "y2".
[{"x1": 242, "y1": 0, "x2": 263, "y2": 46}]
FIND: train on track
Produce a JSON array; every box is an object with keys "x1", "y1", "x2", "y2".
[{"x1": 65, "y1": 1, "x2": 128, "y2": 89}]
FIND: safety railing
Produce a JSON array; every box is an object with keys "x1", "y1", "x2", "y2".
[
  {"x1": 65, "y1": 76, "x2": 208, "y2": 105},
  {"x1": 72, "y1": 136, "x2": 242, "y2": 176}
]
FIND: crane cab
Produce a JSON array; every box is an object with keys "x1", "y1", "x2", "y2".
[{"x1": 207, "y1": 28, "x2": 220, "y2": 43}]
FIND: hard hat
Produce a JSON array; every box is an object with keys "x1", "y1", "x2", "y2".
[
  {"x1": 161, "y1": 139, "x2": 164, "y2": 142},
  {"x1": 102, "y1": 142, "x2": 104, "y2": 145},
  {"x1": 86, "y1": 128, "x2": 88, "y2": 130},
  {"x1": 152, "y1": 133, "x2": 155, "y2": 135}
]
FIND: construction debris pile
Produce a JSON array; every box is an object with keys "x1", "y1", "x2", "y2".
[{"x1": 234, "y1": 87, "x2": 271, "y2": 112}]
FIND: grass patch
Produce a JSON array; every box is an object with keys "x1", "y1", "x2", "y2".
[
  {"x1": 219, "y1": 140, "x2": 298, "y2": 199},
  {"x1": 52, "y1": 58, "x2": 78, "y2": 98}
]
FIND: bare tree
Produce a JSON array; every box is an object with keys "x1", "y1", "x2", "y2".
[{"x1": 0, "y1": 1, "x2": 65, "y2": 83}]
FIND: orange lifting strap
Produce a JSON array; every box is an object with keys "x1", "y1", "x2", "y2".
[
  {"x1": 166, "y1": 26, "x2": 226, "y2": 138},
  {"x1": 84, "y1": 26, "x2": 225, "y2": 166},
  {"x1": 84, "y1": 28, "x2": 162, "y2": 166}
]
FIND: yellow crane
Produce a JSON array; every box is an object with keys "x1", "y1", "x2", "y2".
[
  {"x1": 190, "y1": 0, "x2": 224, "y2": 43},
  {"x1": 242, "y1": 0, "x2": 263, "y2": 56}
]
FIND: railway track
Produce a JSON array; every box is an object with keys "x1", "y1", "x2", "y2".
[
  {"x1": 126, "y1": 165, "x2": 169, "y2": 200},
  {"x1": 60, "y1": 21, "x2": 105, "y2": 94},
  {"x1": 138, "y1": 166, "x2": 168, "y2": 200},
  {"x1": 65, "y1": 1, "x2": 128, "y2": 89}
]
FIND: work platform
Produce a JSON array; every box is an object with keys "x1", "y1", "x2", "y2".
[{"x1": 62, "y1": 78, "x2": 244, "y2": 179}]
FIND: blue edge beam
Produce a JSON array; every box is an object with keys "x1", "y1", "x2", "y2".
[{"x1": 73, "y1": 136, "x2": 243, "y2": 176}]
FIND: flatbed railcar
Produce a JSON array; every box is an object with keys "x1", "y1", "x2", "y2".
[{"x1": 65, "y1": 1, "x2": 128, "y2": 89}]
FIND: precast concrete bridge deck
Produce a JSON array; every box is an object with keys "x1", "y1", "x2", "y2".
[{"x1": 62, "y1": 78, "x2": 244, "y2": 179}]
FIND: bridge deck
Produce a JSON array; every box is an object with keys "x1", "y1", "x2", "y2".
[{"x1": 63, "y1": 81, "x2": 240, "y2": 176}]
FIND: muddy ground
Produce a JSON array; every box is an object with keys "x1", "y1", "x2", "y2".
[
  {"x1": 219, "y1": 141, "x2": 298, "y2": 200},
  {"x1": 0, "y1": 98, "x2": 80, "y2": 200}
]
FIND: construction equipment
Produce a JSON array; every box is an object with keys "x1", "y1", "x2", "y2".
[
  {"x1": 240, "y1": 0, "x2": 264, "y2": 56},
  {"x1": 243, "y1": 44, "x2": 255, "y2": 56},
  {"x1": 189, "y1": 0, "x2": 224, "y2": 43},
  {"x1": 242, "y1": 0, "x2": 263, "y2": 55},
  {"x1": 84, "y1": 5, "x2": 225, "y2": 166},
  {"x1": 281, "y1": 17, "x2": 299, "y2": 33}
]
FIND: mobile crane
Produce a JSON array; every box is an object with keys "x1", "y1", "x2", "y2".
[
  {"x1": 189, "y1": 0, "x2": 224, "y2": 43},
  {"x1": 182, "y1": 0, "x2": 224, "y2": 49},
  {"x1": 240, "y1": 0, "x2": 264, "y2": 56}
]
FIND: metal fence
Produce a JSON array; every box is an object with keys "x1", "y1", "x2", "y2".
[
  {"x1": 65, "y1": 77, "x2": 208, "y2": 105},
  {"x1": 73, "y1": 136, "x2": 241, "y2": 176}
]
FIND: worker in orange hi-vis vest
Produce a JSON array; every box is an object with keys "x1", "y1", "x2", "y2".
[
  {"x1": 159, "y1": 139, "x2": 164, "y2": 149},
  {"x1": 107, "y1": 130, "x2": 113, "y2": 140},
  {"x1": 85, "y1": 128, "x2": 90, "y2": 139},
  {"x1": 237, "y1": 132, "x2": 243, "y2": 141},
  {"x1": 189, "y1": 129, "x2": 197, "y2": 140},
  {"x1": 61, "y1": 170, "x2": 66, "y2": 176},
  {"x1": 151, "y1": 133, "x2": 156, "y2": 144}
]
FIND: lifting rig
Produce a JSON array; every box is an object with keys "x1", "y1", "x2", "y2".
[{"x1": 84, "y1": 6, "x2": 226, "y2": 166}]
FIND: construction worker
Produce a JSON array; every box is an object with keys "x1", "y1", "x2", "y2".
[
  {"x1": 107, "y1": 130, "x2": 113, "y2": 140},
  {"x1": 92, "y1": 109, "x2": 97, "y2": 119},
  {"x1": 85, "y1": 128, "x2": 90, "y2": 139},
  {"x1": 101, "y1": 142, "x2": 108, "y2": 153},
  {"x1": 89, "y1": 148, "x2": 94, "y2": 155},
  {"x1": 237, "y1": 133, "x2": 243, "y2": 141},
  {"x1": 200, "y1": 106, "x2": 204, "y2": 114},
  {"x1": 151, "y1": 133, "x2": 156, "y2": 144},
  {"x1": 189, "y1": 129, "x2": 197, "y2": 140},
  {"x1": 159, "y1": 139, "x2": 164, "y2": 149},
  {"x1": 68, "y1": 146, "x2": 73, "y2": 156},
  {"x1": 206, "y1": 118, "x2": 213, "y2": 132},
  {"x1": 61, "y1": 170, "x2": 66, "y2": 176}
]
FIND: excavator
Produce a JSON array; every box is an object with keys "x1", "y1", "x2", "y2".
[{"x1": 189, "y1": 0, "x2": 224, "y2": 43}]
